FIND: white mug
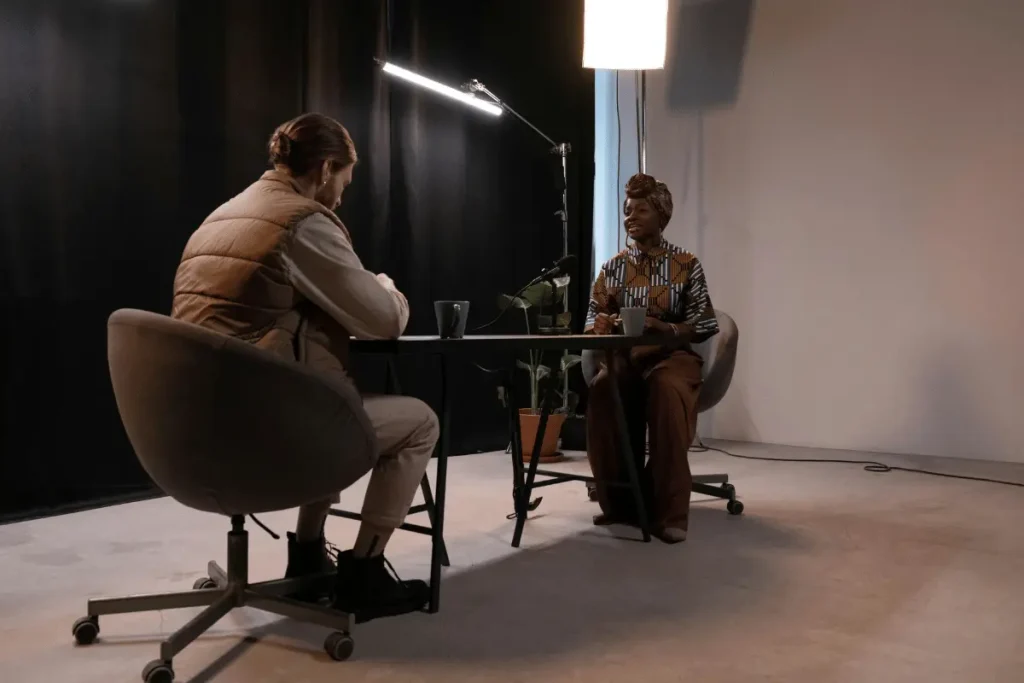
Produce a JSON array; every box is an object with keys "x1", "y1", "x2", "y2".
[{"x1": 619, "y1": 307, "x2": 646, "y2": 337}]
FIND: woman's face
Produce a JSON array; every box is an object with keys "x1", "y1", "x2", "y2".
[
  {"x1": 314, "y1": 162, "x2": 354, "y2": 210},
  {"x1": 624, "y1": 197, "x2": 661, "y2": 242}
]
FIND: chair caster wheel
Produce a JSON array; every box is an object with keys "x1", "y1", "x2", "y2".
[
  {"x1": 142, "y1": 659, "x2": 175, "y2": 683},
  {"x1": 722, "y1": 483, "x2": 736, "y2": 496},
  {"x1": 193, "y1": 577, "x2": 217, "y2": 590},
  {"x1": 727, "y1": 500, "x2": 744, "y2": 515},
  {"x1": 72, "y1": 615, "x2": 99, "y2": 645},
  {"x1": 324, "y1": 631, "x2": 354, "y2": 661}
]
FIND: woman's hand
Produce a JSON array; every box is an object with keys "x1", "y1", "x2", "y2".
[
  {"x1": 644, "y1": 317, "x2": 675, "y2": 335},
  {"x1": 593, "y1": 313, "x2": 619, "y2": 335}
]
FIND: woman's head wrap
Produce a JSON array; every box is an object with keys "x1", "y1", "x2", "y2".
[{"x1": 624, "y1": 173, "x2": 673, "y2": 229}]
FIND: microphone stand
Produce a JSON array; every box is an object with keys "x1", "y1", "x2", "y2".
[{"x1": 466, "y1": 80, "x2": 574, "y2": 413}]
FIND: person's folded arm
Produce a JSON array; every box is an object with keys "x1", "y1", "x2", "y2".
[
  {"x1": 283, "y1": 214, "x2": 409, "y2": 340},
  {"x1": 584, "y1": 269, "x2": 610, "y2": 334},
  {"x1": 670, "y1": 256, "x2": 719, "y2": 343}
]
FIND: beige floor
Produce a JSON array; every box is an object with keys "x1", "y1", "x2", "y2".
[{"x1": 2, "y1": 442, "x2": 1023, "y2": 683}]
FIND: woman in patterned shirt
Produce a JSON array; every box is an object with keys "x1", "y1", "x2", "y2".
[{"x1": 584, "y1": 173, "x2": 719, "y2": 543}]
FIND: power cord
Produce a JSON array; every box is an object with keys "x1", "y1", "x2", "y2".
[
  {"x1": 471, "y1": 304, "x2": 516, "y2": 334},
  {"x1": 248, "y1": 514, "x2": 281, "y2": 539},
  {"x1": 692, "y1": 441, "x2": 1024, "y2": 489}
]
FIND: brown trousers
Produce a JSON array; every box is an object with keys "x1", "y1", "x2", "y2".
[{"x1": 586, "y1": 349, "x2": 703, "y2": 531}]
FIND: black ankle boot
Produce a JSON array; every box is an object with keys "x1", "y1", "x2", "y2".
[
  {"x1": 285, "y1": 532, "x2": 336, "y2": 602},
  {"x1": 332, "y1": 550, "x2": 429, "y2": 623}
]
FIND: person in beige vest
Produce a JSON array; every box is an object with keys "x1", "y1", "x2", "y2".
[{"x1": 172, "y1": 113, "x2": 436, "y2": 623}]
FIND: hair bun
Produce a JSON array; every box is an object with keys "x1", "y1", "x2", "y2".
[
  {"x1": 268, "y1": 130, "x2": 293, "y2": 165},
  {"x1": 266, "y1": 113, "x2": 358, "y2": 174}
]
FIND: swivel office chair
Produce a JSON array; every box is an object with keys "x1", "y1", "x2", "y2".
[
  {"x1": 580, "y1": 310, "x2": 743, "y2": 514},
  {"x1": 72, "y1": 310, "x2": 377, "y2": 682}
]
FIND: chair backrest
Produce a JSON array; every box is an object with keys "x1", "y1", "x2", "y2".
[
  {"x1": 693, "y1": 310, "x2": 738, "y2": 413},
  {"x1": 580, "y1": 310, "x2": 739, "y2": 414},
  {"x1": 107, "y1": 309, "x2": 376, "y2": 516}
]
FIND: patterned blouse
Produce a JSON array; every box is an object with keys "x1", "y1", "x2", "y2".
[{"x1": 585, "y1": 239, "x2": 719, "y2": 343}]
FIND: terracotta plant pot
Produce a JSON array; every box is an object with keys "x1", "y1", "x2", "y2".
[{"x1": 518, "y1": 409, "x2": 567, "y2": 463}]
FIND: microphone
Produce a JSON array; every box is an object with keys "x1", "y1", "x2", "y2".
[
  {"x1": 469, "y1": 255, "x2": 578, "y2": 333},
  {"x1": 525, "y1": 254, "x2": 577, "y2": 286}
]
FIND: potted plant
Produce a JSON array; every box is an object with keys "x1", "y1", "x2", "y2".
[{"x1": 498, "y1": 278, "x2": 582, "y2": 463}]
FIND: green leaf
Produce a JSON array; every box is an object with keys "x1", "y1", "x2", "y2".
[
  {"x1": 515, "y1": 360, "x2": 551, "y2": 381},
  {"x1": 552, "y1": 274, "x2": 570, "y2": 287},
  {"x1": 555, "y1": 312, "x2": 572, "y2": 327},
  {"x1": 518, "y1": 277, "x2": 571, "y2": 307},
  {"x1": 500, "y1": 275, "x2": 572, "y2": 311},
  {"x1": 560, "y1": 354, "x2": 583, "y2": 373}
]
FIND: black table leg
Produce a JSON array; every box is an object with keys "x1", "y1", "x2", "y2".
[
  {"x1": 428, "y1": 352, "x2": 450, "y2": 612},
  {"x1": 505, "y1": 372, "x2": 527, "y2": 518},
  {"x1": 511, "y1": 367, "x2": 559, "y2": 548},
  {"x1": 504, "y1": 371, "x2": 542, "y2": 521},
  {"x1": 386, "y1": 356, "x2": 451, "y2": 568},
  {"x1": 605, "y1": 350, "x2": 651, "y2": 542},
  {"x1": 419, "y1": 475, "x2": 450, "y2": 567},
  {"x1": 506, "y1": 371, "x2": 542, "y2": 546}
]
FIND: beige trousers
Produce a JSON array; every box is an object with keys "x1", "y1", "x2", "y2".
[{"x1": 350, "y1": 394, "x2": 439, "y2": 529}]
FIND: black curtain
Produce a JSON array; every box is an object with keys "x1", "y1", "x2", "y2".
[
  {"x1": 0, "y1": 0, "x2": 593, "y2": 520},
  {"x1": 309, "y1": 0, "x2": 594, "y2": 453}
]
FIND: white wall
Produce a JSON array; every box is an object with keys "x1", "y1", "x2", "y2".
[{"x1": 647, "y1": 0, "x2": 1024, "y2": 462}]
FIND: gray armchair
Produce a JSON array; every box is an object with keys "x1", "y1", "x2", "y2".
[
  {"x1": 72, "y1": 310, "x2": 375, "y2": 682},
  {"x1": 580, "y1": 310, "x2": 743, "y2": 514}
]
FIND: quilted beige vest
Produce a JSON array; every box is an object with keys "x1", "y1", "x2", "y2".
[{"x1": 171, "y1": 170, "x2": 352, "y2": 380}]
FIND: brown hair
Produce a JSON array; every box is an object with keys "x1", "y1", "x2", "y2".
[{"x1": 268, "y1": 113, "x2": 358, "y2": 176}]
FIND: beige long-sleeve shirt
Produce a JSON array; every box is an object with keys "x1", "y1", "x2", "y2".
[{"x1": 281, "y1": 213, "x2": 409, "y2": 339}]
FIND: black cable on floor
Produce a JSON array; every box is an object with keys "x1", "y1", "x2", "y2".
[{"x1": 693, "y1": 442, "x2": 1024, "y2": 489}]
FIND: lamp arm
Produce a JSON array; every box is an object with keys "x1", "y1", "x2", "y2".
[
  {"x1": 469, "y1": 79, "x2": 572, "y2": 337},
  {"x1": 466, "y1": 81, "x2": 561, "y2": 151},
  {"x1": 468, "y1": 81, "x2": 574, "y2": 410}
]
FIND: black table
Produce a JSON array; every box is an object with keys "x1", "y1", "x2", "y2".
[{"x1": 336, "y1": 334, "x2": 667, "y2": 613}]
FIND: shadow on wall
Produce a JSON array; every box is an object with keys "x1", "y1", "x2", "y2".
[
  {"x1": 896, "y1": 343, "x2": 999, "y2": 461},
  {"x1": 665, "y1": 0, "x2": 754, "y2": 112},
  {"x1": 691, "y1": 146, "x2": 758, "y2": 442},
  {"x1": 655, "y1": 1, "x2": 756, "y2": 441},
  {"x1": 701, "y1": 374, "x2": 759, "y2": 443}
]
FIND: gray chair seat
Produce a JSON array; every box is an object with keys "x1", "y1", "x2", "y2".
[
  {"x1": 107, "y1": 309, "x2": 376, "y2": 515},
  {"x1": 74, "y1": 309, "x2": 377, "y2": 680}
]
